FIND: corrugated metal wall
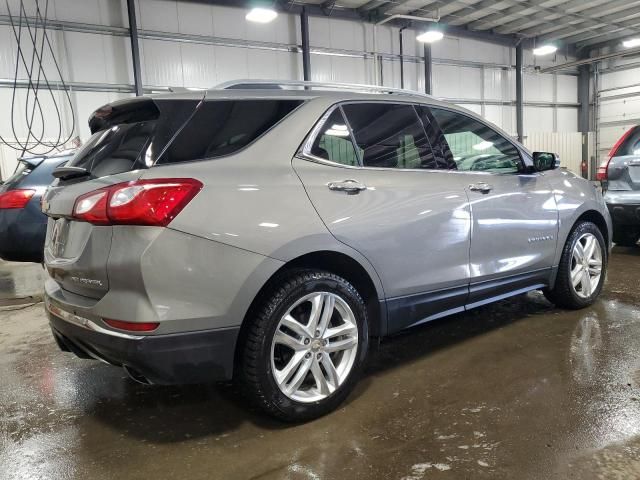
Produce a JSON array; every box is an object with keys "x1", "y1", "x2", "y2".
[
  {"x1": 0, "y1": 0, "x2": 580, "y2": 178},
  {"x1": 524, "y1": 132, "x2": 584, "y2": 175}
]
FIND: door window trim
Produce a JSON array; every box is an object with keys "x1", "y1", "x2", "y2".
[{"x1": 299, "y1": 100, "x2": 530, "y2": 174}]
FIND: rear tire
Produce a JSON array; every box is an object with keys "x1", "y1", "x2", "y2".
[
  {"x1": 613, "y1": 227, "x2": 639, "y2": 247},
  {"x1": 544, "y1": 221, "x2": 607, "y2": 309},
  {"x1": 237, "y1": 270, "x2": 368, "y2": 422}
]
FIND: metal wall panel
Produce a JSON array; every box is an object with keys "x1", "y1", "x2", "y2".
[
  {"x1": 557, "y1": 74, "x2": 578, "y2": 103},
  {"x1": 433, "y1": 37, "x2": 511, "y2": 65},
  {"x1": 484, "y1": 105, "x2": 516, "y2": 135},
  {"x1": 141, "y1": 38, "x2": 183, "y2": 86},
  {"x1": 524, "y1": 107, "x2": 554, "y2": 133},
  {"x1": 181, "y1": 43, "x2": 216, "y2": 88},
  {"x1": 557, "y1": 107, "x2": 578, "y2": 133},
  {"x1": 524, "y1": 73, "x2": 554, "y2": 102},
  {"x1": 433, "y1": 64, "x2": 482, "y2": 99},
  {"x1": 524, "y1": 132, "x2": 583, "y2": 175}
]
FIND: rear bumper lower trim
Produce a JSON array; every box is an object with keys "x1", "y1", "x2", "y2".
[
  {"x1": 47, "y1": 304, "x2": 240, "y2": 384},
  {"x1": 46, "y1": 299, "x2": 143, "y2": 340}
]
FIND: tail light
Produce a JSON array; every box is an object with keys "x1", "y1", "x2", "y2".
[
  {"x1": 596, "y1": 159, "x2": 610, "y2": 182},
  {"x1": 103, "y1": 319, "x2": 160, "y2": 332},
  {"x1": 598, "y1": 127, "x2": 636, "y2": 181},
  {"x1": 73, "y1": 178, "x2": 202, "y2": 226},
  {"x1": 0, "y1": 189, "x2": 36, "y2": 209}
]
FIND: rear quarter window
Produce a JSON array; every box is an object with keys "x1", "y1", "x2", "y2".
[{"x1": 156, "y1": 99, "x2": 303, "y2": 164}]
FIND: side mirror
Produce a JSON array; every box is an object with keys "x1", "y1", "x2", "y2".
[{"x1": 533, "y1": 151, "x2": 560, "y2": 171}]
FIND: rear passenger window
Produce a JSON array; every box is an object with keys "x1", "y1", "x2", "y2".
[
  {"x1": 157, "y1": 100, "x2": 303, "y2": 164},
  {"x1": 429, "y1": 108, "x2": 522, "y2": 173},
  {"x1": 341, "y1": 103, "x2": 437, "y2": 169},
  {"x1": 310, "y1": 108, "x2": 360, "y2": 166}
]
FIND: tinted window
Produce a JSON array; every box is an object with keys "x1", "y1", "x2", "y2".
[
  {"x1": 430, "y1": 108, "x2": 522, "y2": 173},
  {"x1": 342, "y1": 103, "x2": 437, "y2": 169},
  {"x1": 66, "y1": 121, "x2": 156, "y2": 178},
  {"x1": 158, "y1": 100, "x2": 302, "y2": 164},
  {"x1": 310, "y1": 108, "x2": 359, "y2": 166},
  {"x1": 415, "y1": 106, "x2": 457, "y2": 170}
]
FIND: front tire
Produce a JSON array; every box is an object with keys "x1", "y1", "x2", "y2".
[
  {"x1": 237, "y1": 270, "x2": 368, "y2": 422},
  {"x1": 544, "y1": 221, "x2": 607, "y2": 309}
]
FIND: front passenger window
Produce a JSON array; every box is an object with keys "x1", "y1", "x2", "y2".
[{"x1": 429, "y1": 108, "x2": 522, "y2": 174}]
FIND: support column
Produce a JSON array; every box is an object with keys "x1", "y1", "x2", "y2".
[
  {"x1": 301, "y1": 6, "x2": 311, "y2": 82},
  {"x1": 515, "y1": 44, "x2": 524, "y2": 143},
  {"x1": 399, "y1": 29, "x2": 404, "y2": 89},
  {"x1": 578, "y1": 64, "x2": 590, "y2": 178},
  {"x1": 126, "y1": 0, "x2": 143, "y2": 96},
  {"x1": 424, "y1": 44, "x2": 432, "y2": 95}
]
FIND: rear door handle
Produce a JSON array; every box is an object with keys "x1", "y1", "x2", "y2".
[
  {"x1": 468, "y1": 182, "x2": 493, "y2": 194},
  {"x1": 327, "y1": 179, "x2": 367, "y2": 194}
]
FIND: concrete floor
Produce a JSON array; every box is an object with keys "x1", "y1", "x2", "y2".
[{"x1": 1, "y1": 249, "x2": 639, "y2": 480}]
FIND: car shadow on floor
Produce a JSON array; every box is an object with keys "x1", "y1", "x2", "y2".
[{"x1": 84, "y1": 291, "x2": 556, "y2": 442}]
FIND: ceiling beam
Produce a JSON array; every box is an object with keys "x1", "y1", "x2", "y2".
[
  {"x1": 358, "y1": 0, "x2": 389, "y2": 13},
  {"x1": 491, "y1": 2, "x2": 633, "y2": 35},
  {"x1": 521, "y1": 4, "x2": 640, "y2": 42},
  {"x1": 376, "y1": 0, "x2": 439, "y2": 17},
  {"x1": 465, "y1": 0, "x2": 587, "y2": 32},
  {"x1": 439, "y1": 0, "x2": 513, "y2": 27},
  {"x1": 467, "y1": 0, "x2": 632, "y2": 34},
  {"x1": 575, "y1": 25, "x2": 640, "y2": 50},
  {"x1": 370, "y1": 0, "x2": 520, "y2": 46},
  {"x1": 539, "y1": 45, "x2": 640, "y2": 73}
]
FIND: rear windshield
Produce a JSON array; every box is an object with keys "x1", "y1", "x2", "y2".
[
  {"x1": 613, "y1": 126, "x2": 640, "y2": 157},
  {"x1": 65, "y1": 99, "x2": 303, "y2": 179},
  {"x1": 156, "y1": 99, "x2": 303, "y2": 164}
]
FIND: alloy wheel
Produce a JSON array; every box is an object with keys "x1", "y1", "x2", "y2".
[
  {"x1": 270, "y1": 292, "x2": 359, "y2": 403},
  {"x1": 570, "y1": 232, "x2": 603, "y2": 299}
]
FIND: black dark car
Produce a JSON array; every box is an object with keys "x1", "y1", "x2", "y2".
[{"x1": 0, "y1": 151, "x2": 74, "y2": 262}]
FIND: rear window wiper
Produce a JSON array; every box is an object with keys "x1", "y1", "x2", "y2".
[{"x1": 52, "y1": 166, "x2": 90, "y2": 180}]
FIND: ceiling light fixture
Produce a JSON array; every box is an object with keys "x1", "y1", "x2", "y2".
[
  {"x1": 623, "y1": 38, "x2": 640, "y2": 48},
  {"x1": 246, "y1": 7, "x2": 277, "y2": 23},
  {"x1": 533, "y1": 45, "x2": 557, "y2": 56},
  {"x1": 416, "y1": 30, "x2": 444, "y2": 43}
]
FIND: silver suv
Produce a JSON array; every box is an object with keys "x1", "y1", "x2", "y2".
[
  {"x1": 43, "y1": 82, "x2": 612, "y2": 421},
  {"x1": 598, "y1": 125, "x2": 640, "y2": 246}
]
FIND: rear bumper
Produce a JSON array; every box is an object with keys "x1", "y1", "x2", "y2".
[
  {"x1": 47, "y1": 302, "x2": 240, "y2": 384},
  {"x1": 605, "y1": 202, "x2": 640, "y2": 226}
]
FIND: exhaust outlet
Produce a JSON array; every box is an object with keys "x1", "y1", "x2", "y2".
[{"x1": 123, "y1": 365, "x2": 153, "y2": 385}]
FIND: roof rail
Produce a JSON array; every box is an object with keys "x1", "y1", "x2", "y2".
[{"x1": 213, "y1": 79, "x2": 434, "y2": 99}]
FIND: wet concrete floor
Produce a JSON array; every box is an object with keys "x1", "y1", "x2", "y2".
[{"x1": 1, "y1": 248, "x2": 639, "y2": 479}]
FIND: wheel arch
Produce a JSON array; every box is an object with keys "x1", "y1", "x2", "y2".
[
  {"x1": 235, "y1": 250, "x2": 387, "y2": 370},
  {"x1": 549, "y1": 209, "x2": 610, "y2": 290},
  {"x1": 574, "y1": 209, "x2": 610, "y2": 248}
]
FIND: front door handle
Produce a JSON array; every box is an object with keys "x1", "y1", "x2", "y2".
[
  {"x1": 468, "y1": 182, "x2": 493, "y2": 194},
  {"x1": 327, "y1": 179, "x2": 367, "y2": 194}
]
